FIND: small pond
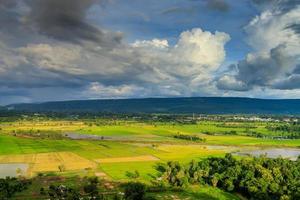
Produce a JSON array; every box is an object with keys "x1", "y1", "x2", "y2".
[
  {"x1": 234, "y1": 148, "x2": 300, "y2": 161},
  {"x1": 0, "y1": 163, "x2": 28, "y2": 178}
]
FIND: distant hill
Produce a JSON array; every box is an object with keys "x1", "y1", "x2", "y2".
[{"x1": 6, "y1": 97, "x2": 300, "y2": 115}]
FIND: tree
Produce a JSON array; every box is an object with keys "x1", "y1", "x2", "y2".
[
  {"x1": 161, "y1": 161, "x2": 188, "y2": 187},
  {"x1": 126, "y1": 170, "x2": 140, "y2": 179},
  {"x1": 48, "y1": 185, "x2": 82, "y2": 200},
  {"x1": 58, "y1": 165, "x2": 65, "y2": 172},
  {"x1": 16, "y1": 168, "x2": 23, "y2": 177},
  {"x1": 211, "y1": 173, "x2": 222, "y2": 187},
  {"x1": 83, "y1": 177, "x2": 100, "y2": 198},
  {"x1": 123, "y1": 182, "x2": 146, "y2": 200}
]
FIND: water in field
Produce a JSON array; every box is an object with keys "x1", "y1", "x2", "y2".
[
  {"x1": 65, "y1": 132, "x2": 108, "y2": 140},
  {"x1": 0, "y1": 163, "x2": 28, "y2": 178},
  {"x1": 234, "y1": 148, "x2": 300, "y2": 161}
]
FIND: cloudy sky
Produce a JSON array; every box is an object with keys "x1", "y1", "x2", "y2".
[{"x1": 0, "y1": 0, "x2": 300, "y2": 105}]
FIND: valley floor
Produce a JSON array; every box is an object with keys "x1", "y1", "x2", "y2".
[{"x1": 0, "y1": 118, "x2": 299, "y2": 199}]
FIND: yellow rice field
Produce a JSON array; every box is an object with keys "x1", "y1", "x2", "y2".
[{"x1": 0, "y1": 152, "x2": 96, "y2": 175}]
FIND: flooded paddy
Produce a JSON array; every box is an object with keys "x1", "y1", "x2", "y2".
[
  {"x1": 234, "y1": 148, "x2": 300, "y2": 160},
  {"x1": 0, "y1": 163, "x2": 28, "y2": 178}
]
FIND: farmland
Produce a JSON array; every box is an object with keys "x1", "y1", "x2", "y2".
[{"x1": 0, "y1": 115, "x2": 299, "y2": 199}]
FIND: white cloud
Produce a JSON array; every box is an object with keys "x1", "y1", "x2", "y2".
[
  {"x1": 246, "y1": 5, "x2": 300, "y2": 55},
  {"x1": 0, "y1": 28, "x2": 230, "y2": 103},
  {"x1": 132, "y1": 39, "x2": 169, "y2": 49},
  {"x1": 85, "y1": 82, "x2": 143, "y2": 98},
  {"x1": 131, "y1": 28, "x2": 230, "y2": 89},
  {"x1": 216, "y1": 75, "x2": 249, "y2": 91},
  {"x1": 217, "y1": 3, "x2": 300, "y2": 92},
  {"x1": 172, "y1": 29, "x2": 230, "y2": 68}
]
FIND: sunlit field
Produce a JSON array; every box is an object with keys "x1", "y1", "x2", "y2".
[{"x1": 0, "y1": 118, "x2": 299, "y2": 199}]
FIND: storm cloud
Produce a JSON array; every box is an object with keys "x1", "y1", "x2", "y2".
[{"x1": 25, "y1": 0, "x2": 122, "y2": 46}]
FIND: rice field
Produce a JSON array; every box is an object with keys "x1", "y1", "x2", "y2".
[
  {"x1": 1, "y1": 119, "x2": 298, "y2": 199},
  {"x1": 0, "y1": 119, "x2": 299, "y2": 180},
  {"x1": 0, "y1": 152, "x2": 96, "y2": 175}
]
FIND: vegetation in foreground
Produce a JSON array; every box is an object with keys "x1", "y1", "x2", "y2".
[
  {"x1": 156, "y1": 154, "x2": 300, "y2": 200},
  {"x1": 1, "y1": 154, "x2": 299, "y2": 200}
]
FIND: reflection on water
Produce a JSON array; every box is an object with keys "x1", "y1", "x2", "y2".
[
  {"x1": 0, "y1": 163, "x2": 28, "y2": 178},
  {"x1": 234, "y1": 148, "x2": 300, "y2": 161}
]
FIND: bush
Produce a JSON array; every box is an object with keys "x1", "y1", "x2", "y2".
[
  {"x1": 0, "y1": 177, "x2": 31, "y2": 198},
  {"x1": 126, "y1": 170, "x2": 140, "y2": 179},
  {"x1": 40, "y1": 187, "x2": 46, "y2": 195},
  {"x1": 124, "y1": 182, "x2": 146, "y2": 200},
  {"x1": 83, "y1": 177, "x2": 99, "y2": 197}
]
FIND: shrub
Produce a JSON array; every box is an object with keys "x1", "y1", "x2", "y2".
[{"x1": 124, "y1": 182, "x2": 146, "y2": 200}]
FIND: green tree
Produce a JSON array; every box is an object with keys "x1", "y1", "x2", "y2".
[{"x1": 123, "y1": 182, "x2": 146, "y2": 200}]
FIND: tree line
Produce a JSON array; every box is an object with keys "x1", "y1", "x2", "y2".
[{"x1": 155, "y1": 154, "x2": 300, "y2": 200}]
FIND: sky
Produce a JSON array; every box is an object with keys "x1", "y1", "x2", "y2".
[{"x1": 0, "y1": 0, "x2": 300, "y2": 105}]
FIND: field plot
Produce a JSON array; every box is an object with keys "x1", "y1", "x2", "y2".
[
  {"x1": 0, "y1": 121, "x2": 85, "y2": 134},
  {"x1": 0, "y1": 154, "x2": 35, "y2": 163},
  {"x1": 0, "y1": 152, "x2": 96, "y2": 175},
  {"x1": 100, "y1": 161, "x2": 158, "y2": 181},
  {"x1": 153, "y1": 144, "x2": 230, "y2": 162},
  {"x1": 31, "y1": 152, "x2": 96, "y2": 172},
  {"x1": 95, "y1": 155, "x2": 159, "y2": 163}
]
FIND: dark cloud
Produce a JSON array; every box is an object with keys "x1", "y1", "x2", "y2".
[
  {"x1": 0, "y1": 0, "x2": 17, "y2": 9},
  {"x1": 273, "y1": 75, "x2": 300, "y2": 89},
  {"x1": 25, "y1": 0, "x2": 122, "y2": 46},
  {"x1": 286, "y1": 23, "x2": 300, "y2": 35},
  {"x1": 251, "y1": 0, "x2": 277, "y2": 5},
  {"x1": 237, "y1": 45, "x2": 291, "y2": 86},
  {"x1": 293, "y1": 65, "x2": 300, "y2": 74},
  {"x1": 206, "y1": 0, "x2": 230, "y2": 12},
  {"x1": 279, "y1": 0, "x2": 300, "y2": 12},
  {"x1": 0, "y1": 0, "x2": 123, "y2": 48},
  {"x1": 0, "y1": 64, "x2": 85, "y2": 88},
  {"x1": 216, "y1": 45, "x2": 295, "y2": 91},
  {"x1": 161, "y1": 6, "x2": 199, "y2": 15},
  {"x1": 161, "y1": 0, "x2": 230, "y2": 15},
  {"x1": 0, "y1": 87, "x2": 29, "y2": 96}
]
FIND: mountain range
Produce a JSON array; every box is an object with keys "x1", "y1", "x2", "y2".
[{"x1": 5, "y1": 97, "x2": 300, "y2": 115}]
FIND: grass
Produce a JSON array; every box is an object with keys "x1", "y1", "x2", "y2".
[
  {"x1": 100, "y1": 161, "x2": 158, "y2": 181},
  {"x1": 203, "y1": 135, "x2": 300, "y2": 147},
  {"x1": 0, "y1": 134, "x2": 160, "y2": 158},
  {"x1": 153, "y1": 185, "x2": 240, "y2": 200},
  {"x1": 12, "y1": 174, "x2": 241, "y2": 200},
  {"x1": 153, "y1": 144, "x2": 229, "y2": 163}
]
